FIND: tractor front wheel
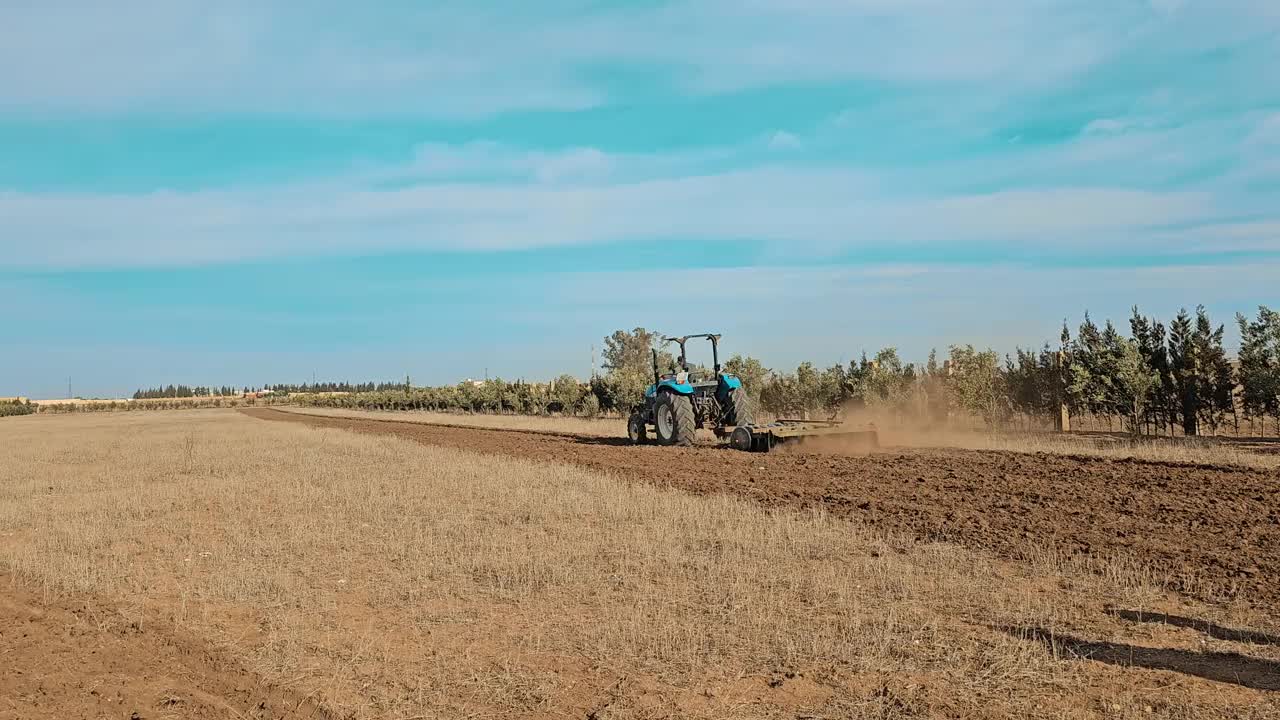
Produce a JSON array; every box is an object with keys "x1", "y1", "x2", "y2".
[
  {"x1": 627, "y1": 411, "x2": 648, "y2": 444},
  {"x1": 654, "y1": 393, "x2": 696, "y2": 446}
]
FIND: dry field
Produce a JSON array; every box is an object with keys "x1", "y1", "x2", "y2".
[
  {"x1": 257, "y1": 408, "x2": 1280, "y2": 604},
  {"x1": 1, "y1": 410, "x2": 1278, "y2": 719},
  {"x1": 285, "y1": 405, "x2": 621, "y2": 437}
]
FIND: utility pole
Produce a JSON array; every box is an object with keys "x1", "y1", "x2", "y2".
[
  {"x1": 67, "y1": 376, "x2": 71, "y2": 400},
  {"x1": 591, "y1": 344, "x2": 596, "y2": 379}
]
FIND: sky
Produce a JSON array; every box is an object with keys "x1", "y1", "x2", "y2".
[{"x1": 2, "y1": 0, "x2": 1278, "y2": 399}]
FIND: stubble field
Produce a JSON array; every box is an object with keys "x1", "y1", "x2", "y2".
[
  {"x1": 1, "y1": 409, "x2": 1277, "y2": 719},
  {"x1": 255, "y1": 407, "x2": 1280, "y2": 605}
]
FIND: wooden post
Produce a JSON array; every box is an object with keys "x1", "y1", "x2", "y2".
[{"x1": 1055, "y1": 350, "x2": 1070, "y2": 432}]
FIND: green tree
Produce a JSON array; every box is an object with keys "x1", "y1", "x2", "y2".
[
  {"x1": 795, "y1": 362, "x2": 825, "y2": 418},
  {"x1": 577, "y1": 392, "x2": 601, "y2": 418},
  {"x1": 601, "y1": 328, "x2": 673, "y2": 410},
  {"x1": 1167, "y1": 308, "x2": 1199, "y2": 436},
  {"x1": 723, "y1": 354, "x2": 769, "y2": 393},
  {"x1": 1190, "y1": 307, "x2": 1234, "y2": 435},
  {"x1": 548, "y1": 374, "x2": 586, "y2": 414},
  {"x1": 587, "y1": 375, "x2": 624, "y2": 414},
  {"x1": 0, "y1": 399, "x2": 35, "y2": 417},
  {"x1": 1115, "y1": 338, "x2": 1159, "y2": 434},
  {"x1": 948, "y1": 345, "x2": 1005, "y2": 427},
  {"x1": 1006, "y1": 345, "x2": 1058, "y2": 426},
  {"x1": 1237, "y1": 306, "x2": 1280, "y2": 435},
  {"x1": 841, "y1": 353, "x2": 871, "y2": 411},
  {"x1": 862, "y1": 348, "x2": 916, "y2": 417},
  {"x1": 1130, "y1": 307, "x2": 1173, "y2": 435},
  {"x1": 757, "y1": 370, "x2": 800, "y2": 418},
  {"x1": 1096, "y1": 320, "x2": 1131, "y2": 429},
  {"x1": 921, "y1": 349, "x2": 950, "y2": 426},
  {"x1": 1067, "y1": 314, "x2": 1111, "y2": 427}
]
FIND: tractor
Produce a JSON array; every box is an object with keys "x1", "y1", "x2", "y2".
[
  {"x1": 626, "y1": 333, "x2": 879, "y2": 452},
  {"x1": 627, "y1": 333, "x2": 751, "y2": 447}
]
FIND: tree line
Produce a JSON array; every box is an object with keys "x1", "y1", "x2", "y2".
[
  {"x1": 0, "y1": 399, "x2": 34, "y2": 417},
  {"x1": 133, "y1": 385, "x2": 242, "y2": 399},
  {"x1": 132, "y1": 380, "x2": 411, "y2": 399},
  {"x1": 295, "y1": 375, "x2": 602, "y2": 416},
  {"x1": 732, "y1": 304, "x2": 1277, "y2": 437}
]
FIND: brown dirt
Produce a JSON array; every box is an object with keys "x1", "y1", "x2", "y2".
[
  {"x1": 0, "y1": 572, "x2": 329, "y2": 720},
  {"x1": 244, "y1": 408, "x2": 1280, "y2": 607}
]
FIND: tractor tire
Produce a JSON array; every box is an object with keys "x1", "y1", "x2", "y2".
[
  {"x1": 627, "y1": 411, "x2": 648, "y2": 444},
  {"x1": 654, "y1": 392, "x2": 696, "y2": 446},
  {"x1": 723, "y1": 386, "x2": 755, "y2": 427}
]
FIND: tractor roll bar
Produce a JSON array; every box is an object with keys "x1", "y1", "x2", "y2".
[{"x1": 660, "y1": 333, "x2": 723, "y2": 375}]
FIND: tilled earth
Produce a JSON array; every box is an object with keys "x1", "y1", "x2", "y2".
[{"x1": 245, "y1": 409, "x2": 1280, "y2": 606}]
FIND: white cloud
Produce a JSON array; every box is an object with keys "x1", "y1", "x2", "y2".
[
  {"x1": 3, "y1": 0, "x2": 1273, "y2": 116},
  {"x1": 1247, "y1": 113, "x2": 1280, "y2": 146},
  {"x1": 1148, "y1": 0, "x2": 1186, "y2": 15},
  {"x1": 1082, "y1": 118, "x2": 1134, "y2": 135},
  {"x1": 1156, "y1": 221, "x2": 1280, "y2": 253},
  {"x1": 0, "y1": 155, "x2": 1220, "y2": 269},
  {"x1": 767, "y1": 131, "x2": 802, "y2": 151},
  {"x1": 405, "y1": 143, "x2": 615, "y2": 184}
]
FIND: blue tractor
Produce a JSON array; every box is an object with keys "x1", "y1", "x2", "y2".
[{"x1": 627, "y1": 333, "x2": 754, "y2": 446}]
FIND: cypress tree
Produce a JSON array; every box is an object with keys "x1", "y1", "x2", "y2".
[{"x1": 1168, "y1": 308, "x2": 1198, "y2": 436}]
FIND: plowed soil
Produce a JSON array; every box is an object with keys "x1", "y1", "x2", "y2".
[
  {"x1": 0, "y1": 572, "x2": 329, "y2": 720},
  {"x1": 244, "y1": 409, "x2": 1280, "y2": 606}
]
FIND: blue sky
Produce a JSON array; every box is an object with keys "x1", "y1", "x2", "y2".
[{"x1": 2, "y1": 0, "x2": 1278, "y2": 398}]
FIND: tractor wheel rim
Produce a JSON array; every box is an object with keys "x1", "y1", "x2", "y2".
[{"x1": 657, "y1": 405, "x2": 674, "y2": 437}]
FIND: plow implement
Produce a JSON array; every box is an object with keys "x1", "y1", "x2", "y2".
[{"x1": 719, "y1": 420, "x2": 880, "y2": 453}]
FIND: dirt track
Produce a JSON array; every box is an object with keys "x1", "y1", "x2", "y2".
[
  {"x1": 0, "y1": 570, "x2": 328, "y2": 720},
  {"x1": 244, "y1": 408, "x2": 1280, "y2": 606}
]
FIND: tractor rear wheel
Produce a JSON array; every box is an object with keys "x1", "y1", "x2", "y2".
[
  {"x1": 654, "y1": 393, "x2": 696, "y2": 446},
  {"x1": 627, "y1": 411, "x2": 648, "y2": 444},
  {"x1": 723, "y1": 386, "x2": 755, "y2": 426}
]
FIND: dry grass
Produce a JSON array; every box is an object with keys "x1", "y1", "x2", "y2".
[
  {"x1": 283, "y1": 404, "x2": 622, "y2": 437},
  {"x1": 1, "y1": 411, "x2": 1277, "y2": 719}
]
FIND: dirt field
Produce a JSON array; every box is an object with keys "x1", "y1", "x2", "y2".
[
  {"x1": 247, "y1": 408, "x2": 1280, "y2": 606},
  {"x1": 0, "y1": 571, "x2": 327, "y2": 719},
  {"x1": 3, "y1": 410, "x2": 1278, "y2": 719}
]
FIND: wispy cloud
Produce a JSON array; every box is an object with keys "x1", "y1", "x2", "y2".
[
  {"x1": 3, "y1": 0, "x2": 1275, "y2": 116},
  {"x1": 0, "y1": 1, "x2": 1275, "y2": 271},
  {"x1": 767, "y1": 131, "x2": 802, "y2": 151},
  {"x1": 0, "y1": 158, "x2": 1218, "y2": 269}
]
